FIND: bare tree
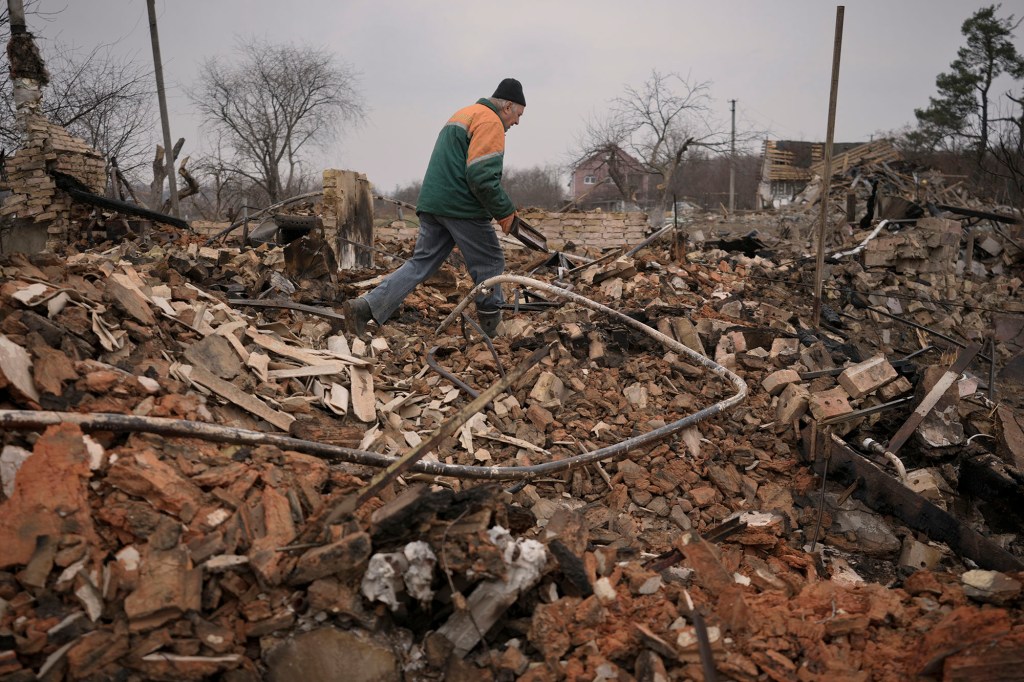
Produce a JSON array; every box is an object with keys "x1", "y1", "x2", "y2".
[
  {"x1": 186, "y1": 136, "x2": 249, "y2": 220},
  {"x1": 190, "y1": 38, "x2": 365, "y2": 204},
  {"x1": 572, "y1": 71, "x2": 737, "y2": 210},
  {"x1": 986, "y1": 93, "x2": 1024, "y2": 205},
  {"x1": 0, "y1": 42, "x2": 156, "y2": 177},
  {"x1": 571, "y1": 114, "x2": 644, "y2": 206},
  {"x1": 504, "y1": 165, "x2": 567, "y2": 210}
]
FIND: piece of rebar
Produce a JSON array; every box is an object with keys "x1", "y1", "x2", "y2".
[
  {"x1": 839, "y1": 308, "x2": 991, "y2": 364},
  {"x1": 564, "y1": 247, "x2": 622, "y2": 277},
  {"x1": 988, "y1": 336, "x2": 997, "y2": 401},
  {"x1": 624, "y1": 223, "x2": 678, "y2": 258},
  {"x1": 229, "y1": 299, "x2": 345, "y2": 325},
  {"x1": 683, "y1": 590, "x2": 718, "y2": 682},
  {"x1": 816, "y1": 395, "x2": 913, "y2": 426},
  {"x1": 426, "y1": 346, "x2": 481, "y2": 400},
  {"x1": 461, "y1": 313, "x2": 506, "y2": 378}
]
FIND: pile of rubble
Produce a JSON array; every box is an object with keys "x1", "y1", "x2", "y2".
[{"x1": 0, "y1": 201, "x2": 1022, "y2": 680}]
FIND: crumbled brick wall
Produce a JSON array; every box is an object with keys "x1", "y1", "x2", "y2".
[
  {"x1": 376, "y1": 209, "x2": 650, "y2": 251},
  {"x1": 862, "y1": 217, "x2": 960, "y2": 274},
  {"x1": 1, "y1": 113, "x2": 106, "y2": 252}
]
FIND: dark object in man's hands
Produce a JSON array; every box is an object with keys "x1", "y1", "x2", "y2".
[{"x1": 509, "y1": 216, "x2": 548, "y2": 253}]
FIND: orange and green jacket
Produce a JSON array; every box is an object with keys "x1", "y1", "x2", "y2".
[{"x1": 416, "y1": 98, "x2": 515, "y2": 222}]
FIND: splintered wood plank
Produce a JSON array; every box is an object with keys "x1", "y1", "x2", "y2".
[
  {"x1": 350, "y1": 366, "x2": 375, "y2": 422},
  {"x1": 886, "y1": 343, "x2": 982, "y2": 454},
  {"x1": 214, "y1": 321, "x2": 250, "y2": 362},
  {"x1": 247, "y1": 329, "x2": 370, "y2": 368},
  {"x1": 289, "y1": 417, "x2": 363, "y2": 447},
  {"x1": 106, "y1": 273, "x2": 157, "y2": 326},
  {"x1": 0, "y1": 334, "x2": 40, "y2": 403},
  {"x1": 247, "y1": 352, "x2": 269, "y2": 382},
  {"x1": 267, "y1": 362, "x2": 348, "y2": 380},
  {"x1": 188, "y1": 365, "x2": 293, "y2": 431}
]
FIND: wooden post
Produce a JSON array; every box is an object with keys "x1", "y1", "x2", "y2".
[
  {"x1": 845, "y1": 191, "x2": 856, "y2": 224},
  {"x1": 146, "y1": 0, "x2": 180, "y2": 218},
  {"x1": 812, "y1": 6, "x2": 845, "y2": 329},
  {"x1": 323, "y1": 169, "x2": 375, "y2": 269}
]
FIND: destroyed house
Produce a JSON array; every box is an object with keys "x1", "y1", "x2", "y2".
[
  {"x1": 757, "y1": 139, "x2": 865, "y2": 208},
  {"x1": 570, "y1": 147, "x2": 660, "y2": 211}
]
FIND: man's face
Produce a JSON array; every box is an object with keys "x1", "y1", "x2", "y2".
[{"x1": 500, "y1": 102, "x2": 524, "y2": 131}]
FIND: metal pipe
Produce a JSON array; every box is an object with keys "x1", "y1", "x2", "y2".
[
  {"x1": 829, "y1": 219, "x2": 888, "y2": 260},
  {"x1": 1, "y1": 280, "x2": 747, "y2": 480},
  {"x1": 435, "y1": 274, "x2": 748, "y2": 465},
  {"x1": 437, "y1": 275, "x2": 746, "y2": 393}
]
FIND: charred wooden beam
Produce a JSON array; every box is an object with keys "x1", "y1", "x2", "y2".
[
  {"x1": 959, "y1": 452, "x2": 1024, "y2": 533},
  {"x1": 935, "y1": 203, "x2": 1022, "y2": 225},
  {"x1": 811, "y1": 433, "x2": 1023, "y2": 573}
]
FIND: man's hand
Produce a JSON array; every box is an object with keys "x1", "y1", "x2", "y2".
[{"x1": 497, "y1": 211, "x2": 517, "y2": 235}]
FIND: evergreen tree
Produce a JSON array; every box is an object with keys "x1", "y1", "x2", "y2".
[{"x1": 911, "y1": 4, "x2": 1024, "y2": 157}]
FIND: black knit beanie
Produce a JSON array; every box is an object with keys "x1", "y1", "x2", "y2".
[{"x1": 492, "y1": 78, "x2": 525, "y2": 106}]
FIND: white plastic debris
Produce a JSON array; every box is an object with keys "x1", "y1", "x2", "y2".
[
  {"x1": 360, "y1": 552, "x2": 408, "y2": 611},
  {"x1": 402, "y1": 541, "x2": 437, "y2": 604},
  {"x1": 0, "y1": 445, "x2": 32, "y2": 497}
]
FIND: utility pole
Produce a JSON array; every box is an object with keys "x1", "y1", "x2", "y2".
[
  {"x1": 7, "y1": 0, "x2": 25, "y2": 31},
  {"x1": 729, "y1": 99, "x2": 736, "y2": 213},
  {"x1": 147, "y1": 0, "x2": 180, "y2": 218}
]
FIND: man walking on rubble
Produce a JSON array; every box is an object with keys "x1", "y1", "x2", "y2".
[{"x1": 342, "y1": 78, "x2": 526, "y2": 339}]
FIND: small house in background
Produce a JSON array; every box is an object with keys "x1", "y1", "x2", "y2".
[
  {"x1": 757, "y1": 139, "x2": 866, "y2": 209},
  {"x1": 569, "y1": 146, "x2": 660, "y2": 212}
]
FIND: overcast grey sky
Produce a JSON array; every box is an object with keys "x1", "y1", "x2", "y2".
[{"x1": 31, "y1": 0, "x2": 1024, "y2": 193}]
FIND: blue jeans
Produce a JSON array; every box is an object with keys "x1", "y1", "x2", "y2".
[{"x1": 363, "y1": 212, "x2": 505, "y2": 323}]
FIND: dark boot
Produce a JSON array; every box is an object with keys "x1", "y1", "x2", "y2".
[
  {"x1": 343, "y1": 297, "x2": 373, "y2": 337},
  {"x1": 477, "y1": 309, "x2": 502, "y2": 337}
]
